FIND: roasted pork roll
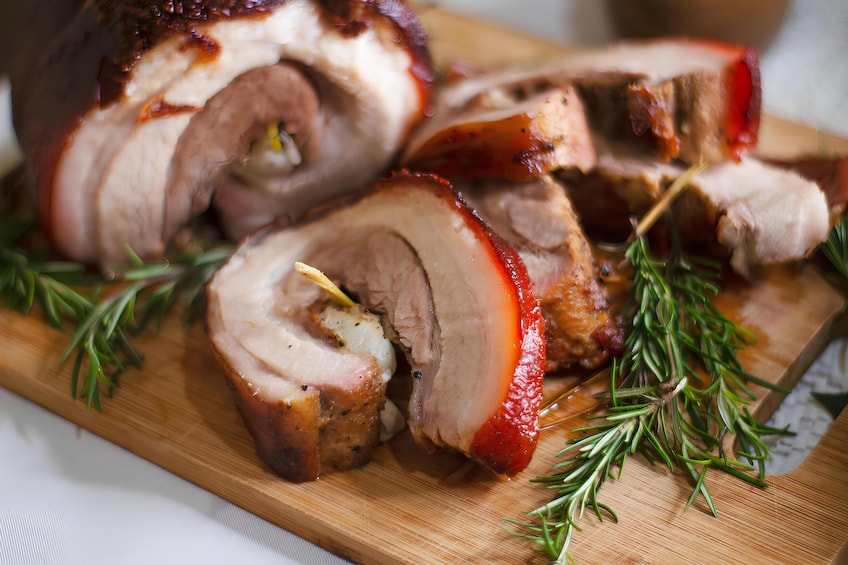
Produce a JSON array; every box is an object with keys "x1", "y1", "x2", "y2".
[
  {"x1": 7, "y1": 0, "x2": 433, "y2": 264},
  {"x1": 433, "y1": 38, "x2": 761, "y2": 164},
  {"x1": 205, "y1": 172, "x2": 546, "y2": 481}
]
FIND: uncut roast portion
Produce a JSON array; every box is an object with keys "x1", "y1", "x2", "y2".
[{"x1": 4, "y1": 0, "x2": 433, "y2": 264}]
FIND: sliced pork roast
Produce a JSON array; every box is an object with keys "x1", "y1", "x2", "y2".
[
  {"x1": 401, "y1": 79, "x2": 618, "y2": 371},
  {"x1": 459, "y1": 176, "x2": 622, "y2": 372},
  {"x1": 435, "y1": 38, "x2": 761, "y2": 164},
  {"x1": 7, "y1": 0, "x2": 432, "y2": 264},
  {"x1": 402, "y1": 85, "x2": 596, "y2": 180},
  {"x1": 205, "y1": 172, "x2": 546, "y2": 481},
  {"x1": 558, "y1": 141, "x2": 830, "y2": 276}
]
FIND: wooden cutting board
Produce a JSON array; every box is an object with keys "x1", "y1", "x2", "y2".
[{"x1": 2, "y1": 7, "x2": 848, "y2": 564}]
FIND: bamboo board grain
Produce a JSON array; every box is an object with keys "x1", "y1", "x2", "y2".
[{"x1": 2, "y1": 7, "x2": 848, "y2": 565}]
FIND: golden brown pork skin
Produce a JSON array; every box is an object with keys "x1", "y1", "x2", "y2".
[
  {"x1": 8, "y1": 0, "x2": 433, "y2": 264},
  {"x1": 403, "y1": 85, "x2": 597, "y2": 181}
]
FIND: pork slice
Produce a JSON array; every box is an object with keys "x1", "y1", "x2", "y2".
[
  {"x1": 402, "y1": 85, "x2": 596, "y2": 180},
  {"x1": 9, "y1": 0, "x2": 433, "y2": 264},
  {"x1": 559, "y1": 141, "x2": 830, "y2": 276},
  {"x1": 205, "y1": 172, "x2": 545, "y2": 480},
  {"x1": 460, "y1": 176, "x2": 623, "y2": 372},
  {"x1": 438, "y1": 38, "x2": 761, "y2": 164}
]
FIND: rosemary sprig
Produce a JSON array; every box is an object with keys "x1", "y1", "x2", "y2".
[
  {"x1": 821, "y1": 212, "x2": 848, "y2": 284},
  {"x1": 0, "y1": 218, "x2": 233, "y2": 409},
  {"x1": 64, "y1": 245, "x2": 233, "y2": 409},
  {"x1": 510, "y1": 198, "x2": 788, "y2": 563},
  {"x1": 1, "y1": 219, "x2": 95, "y2": 326}
]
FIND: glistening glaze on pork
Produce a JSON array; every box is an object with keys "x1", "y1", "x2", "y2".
[
  {"x1": 8, "y1": 0, "x2": 433, "y2": 264},
  {"x1": 205, "y1": 172, "x2": 546, "y2": 481},
  {"x1": 403, "y1": 85, "x2": 596, "y2": 180}
]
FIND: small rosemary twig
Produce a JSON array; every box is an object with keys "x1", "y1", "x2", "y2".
[
  {"x1": 1, "y1": 217, "x2": 233, "y2": 409},
  {"x1": 510, "y1": 174, "x2": 790, "y2": 563}
]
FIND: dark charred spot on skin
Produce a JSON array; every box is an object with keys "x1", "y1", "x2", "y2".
[
  {"x1": 301, "y1": 384, "x2": 309, "y2": 391},
  {"x1": 514, "y1": 143, "x2": 555, "y2": 168},
  {"x1": 341, "y1": 409, "x2": 351, "y2": 416},
  {"x1": 185, "y1": 28, "x2": 220, "y2": 59}
]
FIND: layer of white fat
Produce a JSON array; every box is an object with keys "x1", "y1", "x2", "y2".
[
  {"x1": 549, "y1": 40, "x2": 733, "y2": 78},
  {"x1": 53, "y1": 0, "x2": 420, "y2": 263},
  {"x1": 698, "y1": 159, "x2": 829, "y2": 274},
  {"x1": 208, "y1": 227, "x2": 382, "y2": 403}
]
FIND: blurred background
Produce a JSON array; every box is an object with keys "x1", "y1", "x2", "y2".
[
  {"x1": 0, "y1": 3, "x2": 845, "y2": 565},
  {"x1": 432, "y1": 0, "x2": 848, "y2": 138}
]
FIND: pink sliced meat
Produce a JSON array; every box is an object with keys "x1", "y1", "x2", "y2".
[
  {"x1": 205, "y1": 172, "x2": 545, "y2": 481},
  {"x1": 460, "y1": 176, "x2": 623, "y2": 372},
  {"x1": 558, "y1": 140, "x2": 830, "y2": 276}
]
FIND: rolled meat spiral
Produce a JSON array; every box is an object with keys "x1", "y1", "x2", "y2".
[{"x1": 6, "y1": 0, "x2": 433, "y2": 264}]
